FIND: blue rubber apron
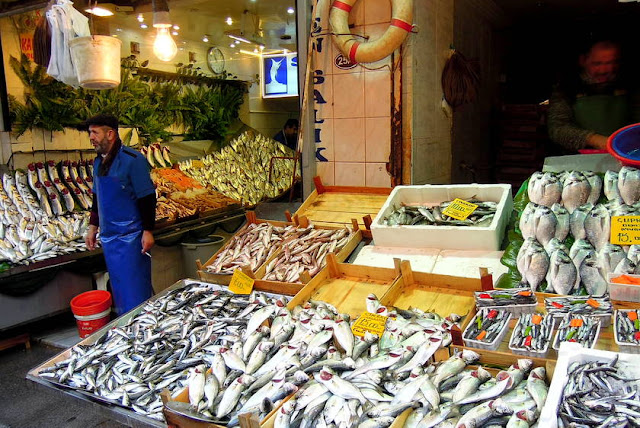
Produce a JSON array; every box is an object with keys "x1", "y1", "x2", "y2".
[{"x1": 95, "y1": 174, "x2": 152, "y2": 315}]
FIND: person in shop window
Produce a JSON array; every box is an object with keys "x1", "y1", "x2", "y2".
[
  {"x1": 548, "y1": 39, "x2": 640, "y2": 152},
  {"x1": 273, "y1": 118, "x2": 299, "y2": 151},
  {"x1": 83, "y1": 114, "x2": 156, "y2": 315}
]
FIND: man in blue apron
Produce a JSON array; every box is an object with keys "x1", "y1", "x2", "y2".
[
  {"x1": 548, "y1": 39, "x2": 639, "y2": 153},
  {"x1": 83, "y1": 115, "x2": 156, "y2": 315}
]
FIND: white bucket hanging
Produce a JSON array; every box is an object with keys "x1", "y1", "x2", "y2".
[{"x1": 69, "y1": 35, "x2": 122, "y2": 89}]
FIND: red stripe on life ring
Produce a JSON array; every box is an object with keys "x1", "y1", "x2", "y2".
[
  {"x1": 390, "y1": 18, "x2": 413, "y2": 32},
  {"x1": 332, "y1": 1, "x2": 353, "y2": 12},
  {"x1": 349, "y1": 42, "x2": 360, "y2": 64}
]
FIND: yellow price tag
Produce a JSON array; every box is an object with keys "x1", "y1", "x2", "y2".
[
  {"x1": 441, "y1": 198, "x2": 478, "y2": 221},
  {"x1": 610, "y1": 215, "x2": 640, "y2": 245},
  {"x1": 228, "y1": 269, "x2": 255, "y2": 294},
  {"x1": 351, "y1": 312, "x2": 388, "y2": 337}
]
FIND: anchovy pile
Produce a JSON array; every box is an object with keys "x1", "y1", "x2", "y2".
[
  {"x1": 516, "y1": 168, "x2": 640, "y2": 296},
  {"x1": 509, "y1": 313, "x2": 554, "y2": 354},
  {"x1": 553, "y1": 314, "x2": 600, "y2": 350},
  {"x1": 545, "y1": 295, "x2": 612, "y2": 318},
  {"x1": 36, "y1": 284, "x2": 287, "y2": 421},
  {"x1": 0, "y1": 164, "x2": 96, "y2": 265},
  {"x1": 383, "y1": 201, "x2": 497, "y2": 227},
  {"x1": 401, "y1": 358, "x2": 549, "y2": 428},
  {"x1": 180, "y1": 131, "x2": 300, "y2": 206},
  {"x1": 205, "y1": 223, "x2": 300, "y2": 274},
  {"x1": 557, "y1": 356, "x2": 640, "y2": 427},
  {"x1": 615, "y1": 310, "x2": 640, "y2": 345},
  {"x1": 262, "y1": 227, "x2": 353, "y2": 283},
  {"x1": 475, "y1": 288, "x2": 537, "y2": 308},
  {"x1": 179, "y1": 293, "x2": 458, "y2": 427},
  {"x1": 463, "y1": 309, "x2": 511, "y2": 346}
]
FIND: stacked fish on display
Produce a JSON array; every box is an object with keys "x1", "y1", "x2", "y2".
[
  {"x1": 383, "y1": 201, "x2": 497, "y2": 227},
  {"x1": 615, "y1": 309, "x2": 640, "y2": 346},
  {"x1": 509, "y1": 313, "x2": 554, "y2": 355},
  {"x1": 0, "y1": 160, "x2": 95, "y2": 265},
  {"x1": 401, "y1": 356, "x2": 549, "y2": 427},
  {"x1": 262, "y1": 227, "x2": 353, "y2": 283},
  {"x1": 544, "y1": 295, "x2": 612, "y2": 318},
  {"x1": 141, "y1": 143, "x2": 172, "y2": 168},
  {"x1": 37, "y1": 285, "x2": 290, "y2": 421},
  {"x1": 475, "y1": 288, "x2": 537, "y2": 308},
  {"x1": 516, "y1": 167, "x2": 640, "y2": 296},
  {"x1": 179, "y1": 131, "x2": 301, "y2": 206},
  {"x1": 462, "y1": 309, "x2": 511, "y2": 347},
  {"x1": 205, "y1": 223, "x2": 302, "y2": 274},
  {"x1": 552, "y1": 314, "x2": 600, "y2": 350},
  {"x1": 556, "y1": 356, "x2": 640, "y2": 426},
  {"x1": 183, "y1": 294, "x2": 459, "y2": 427}
]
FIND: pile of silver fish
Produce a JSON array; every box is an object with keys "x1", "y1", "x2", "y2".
[
  {"x1": 402, "y1": 357, "x2": 549, "y2": 428},
  {"x1": 180, "y1": 293, "x2": 460, "y2": 427},
  {"x1": 518, "y1": 171, "x2": 640, "y2": 296},
  {"x1": 475, "y1": 288, "x2": 537, "y2": 308},
  {"x1": 205, "y1": 223, "x2": 300, "y2": 274},
  {"x1": 383, "y1": 201, "x2": 496, "y2": 227},
  {"x1": 544, "y1": 295, "x2": 612, "y2": 318},
  {"x1": 37, "y1": 284, "x2": 289, "y2": 421},
  {"x1": 180, "y1": 131, "x2": 300, "y2": 206},
  {"x1": 0, "y1": 161, "x2": 95, "y2": 264},
  {"x1": 263, "y1": 227, "x2": 353, "y2": 283},
  {"x1": 615, "y1": 310, "x2": 640, "y2": 345},
  {"x1": 557, "y1": 356, "x2": 640, "y2": 426},
  {"x1": 552, "y1": 314, "x2": 600, "y2": 350},
  {"x1": 509, "y1": 313, "x2": 554, "y2": 354},
  {"x1": 463, "y1": 309, "x2": 511, "y2": 346}
]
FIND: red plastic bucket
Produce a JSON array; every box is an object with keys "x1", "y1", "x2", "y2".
[{"x1": 70, "y1": 290, "x2": 112, "y2": 338}]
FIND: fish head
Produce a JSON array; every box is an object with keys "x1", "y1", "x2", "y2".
[
  {"x1": 489, "y1": 398, "x2": 513, "y2": 415},
  {"x1": 495, "y1": 371, "x2": 515, "y2": 389},
  {"x1": 461, "y1": 349, "x2": 481, "y2": 364},
  {"x1": 551, "y1": 202, "x2": 568, "y2": 217},
  {"x1": 529, "y1": 366, "x2": 546, "y2": 380},
  {"x1": 517, "y1": 409, "x2": 536, "y2": 422},
  {"x1": 319, "y1": 369, "x2": 334, "y2": 381},
  {"x1": 475, "y1": 366, "x2": 491, "y2": 381},
  {"x1": 513, "y1": 359, "x2": 534, "y2": 373},
  {"x1": 239, "y1": 374, "x2": 256, "y2": 384}
]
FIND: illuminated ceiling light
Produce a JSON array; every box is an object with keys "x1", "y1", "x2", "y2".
[
  {"x1": 253, "y1": 47, "x2": 258, "y2": 53},
  {"x1": 116, "y1": 28, "x2": 122, "y2": 32},
  {"x1": 228, "y1": 34, "x2": 250, "y2": 44},
  {"x1": 230, "y1": 43, "x2": 236, "y2": 48},
  {"x1": 287, "y1": 7, "x2": 295, "y2": 14},
  {"x1": 85, "y1": 6, "x2": 114, "y2": 17},
  {"x1": 172, "y1": 30, "x2": 178, "y2": 36},
  {"x1": 173, "y1": 24, "x2": 180, "y2": 30},
  {"x1": 140, "y1": 23, "x2": 148, "y2": 29},
  {"x1": 154, "y1": 27, "x2": 178, "y2": 61},
  {"x1": 226, "y1": 17, "x2": 233, "y2": 25},
  {"x1": 137, "y1": 14, "x2": 144, "y2": 22},
  {"x1": 202, "y1": 35, "x2": 209, "y2": 42},
  {"x1": 259, "y1": 44, "x2": 265, "y2": 51}
]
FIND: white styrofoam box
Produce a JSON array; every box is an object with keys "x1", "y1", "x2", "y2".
[
  {"x1": 462, "y1": 311, "x2": 512, "y2": 351},
  {"x1": 433, "y1": 250, "x2": 508, "y2": 285},
  {"x1": 352, "y1": 245, "x2": 439, "y2": 272},
  {"x1": 608, "y1": 272, "x2": 640, "y2": 303},
  {"x1": 370, "y1": 184, "x2": 513, "y2": 251},
  {"x1": 539, "y1": 343, "x2": 638, "y2": 428},
  {"x1": 614, "y1": 309, "x2": 640, "y2": 354}
]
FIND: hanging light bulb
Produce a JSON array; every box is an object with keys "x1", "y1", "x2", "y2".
[{"x1": 153, "y1": 27, "x2": 178, "y2": 61}]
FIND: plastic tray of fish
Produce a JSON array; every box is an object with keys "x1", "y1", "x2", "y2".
[
  {"x1": 552, "y1": 314, "x2": 602, "y2": 351},
  {"x1": 475, "y1": 287, "x2": 537, "y2": 316},
  {"x1": 614, "y1": 309, "x2": 640, "y2": 354},
  {"x1": 462, "y1": 308, "x2": 512, "y2": 351},
  {"x1": 545, "y1": 295, "x2": 612, "y2": 327},
  {"x1": 608, "y1": 273, "x2": 640, "y2": 303},
  {"x1": 508, "y1": 312, "x2": 554, "y2": 358}
]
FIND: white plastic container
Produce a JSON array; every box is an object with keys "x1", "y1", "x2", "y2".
[
  {"x1": 462, "y1": 311, "x2": 512, "y2": 351},
  {"x1": 508, "y1": 313, "x2": 554, "y2": 358},
  {"x1": 69, "y1": 36, "x2": 122, "y2": 89},
  {"x1": 614, "y1": 309, "x2": 640, "y2": 354},
  {"x1": 608, "y1": 273, "x2": 640, "y2": 303},
  {"x1": 552, "y1": 316, "x2": 601, "y2": 351},
  {"x1": 370, "y1": 184, "x2": 513, "y2": 251}
]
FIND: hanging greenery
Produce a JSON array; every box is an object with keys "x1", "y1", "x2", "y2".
[{"x1": 8, "y1": 53, "x2": 249, "y2": 145}]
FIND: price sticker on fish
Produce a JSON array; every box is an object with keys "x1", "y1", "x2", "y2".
[
  {"x1": 610, "y1": 216, "x2": 640, "y2": 245},
  {"x1": 441, "y1": 198, "x2": 478, "y2": 221},
  {"x1": 351, "y1": 312, "x2": 388, "y2": 337},
  {"x1": 229, "y1": 269, "x2": 255, "y2": 294}
]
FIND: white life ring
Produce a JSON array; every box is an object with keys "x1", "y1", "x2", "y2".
[{"x1": 329, "y1": 0, "x2": 414, "y2": 64}]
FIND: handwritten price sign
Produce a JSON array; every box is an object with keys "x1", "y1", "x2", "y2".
[
  {"x1": 228, "y1": 269, "x2": 255, "y2": 294},
  {"x1": 351, "y1": 312, "x2": 388, "y2": 337},
  {"x1": 611, "y1": 216, "x2": 640, "y2": 245},
  {"x1": 441, "y1": 198, "x2": 478, "y2": 221}
]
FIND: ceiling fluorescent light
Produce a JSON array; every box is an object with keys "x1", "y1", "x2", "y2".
[
  {"x1": 85, "y1": 6, "x2": 114, "y2": 16},
  {"x1": 228, "y1": 34, "x2": 251, "y2": 44}
]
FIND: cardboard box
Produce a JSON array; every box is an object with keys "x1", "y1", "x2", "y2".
[{"x1": 370, "y1": 184, "x2": 513, "y2": 250}]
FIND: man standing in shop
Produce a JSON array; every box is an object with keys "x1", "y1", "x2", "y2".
[
  {"x1": 84, "y1": 114, "x2": 156, "y2": 315},
  {"x1": 548, "y1": 39, "x2": 639, "y2": 152},
  {"x1": 273, "y1": 118, "x2": 299, "y2": 151}
]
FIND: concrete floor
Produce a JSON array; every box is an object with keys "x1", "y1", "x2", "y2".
[{"x1": 0, "y1": 202, "x2": 301, "y2": 428}]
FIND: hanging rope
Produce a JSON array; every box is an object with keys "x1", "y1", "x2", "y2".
[{"x1": 441, "y1": 48, "x2": 480, "y2": 109}]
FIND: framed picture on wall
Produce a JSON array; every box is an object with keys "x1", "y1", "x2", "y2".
[{"x1": 261, "y1": 52, "x2": 298, "y2": 98}]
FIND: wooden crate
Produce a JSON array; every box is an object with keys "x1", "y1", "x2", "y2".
[
  {"x1": 286, "y1": 253, "x2": 401, "y2": 317},
  {"x1": 293, "y1": 176, "x2": 391, "y2": 235},
  {"x1": 380, "y1": 261, "x2": 492, "y2": 333},
  {"x1": 197, "y1": 212, "x2": 292, "y2": 285}
]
